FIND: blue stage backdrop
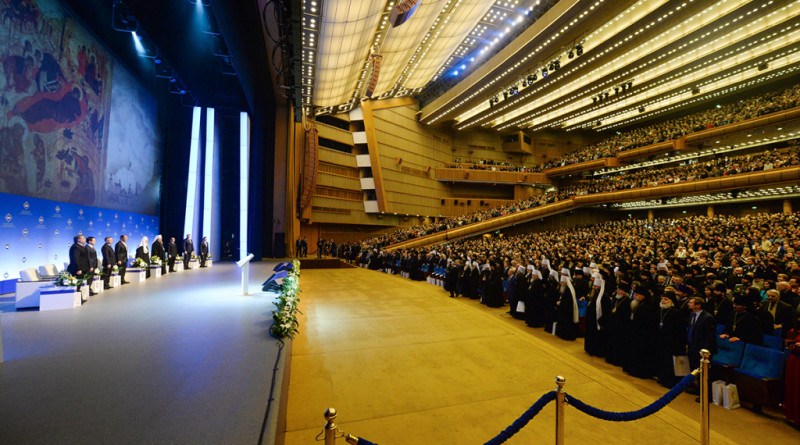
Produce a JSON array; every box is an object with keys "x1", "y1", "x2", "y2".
[{"x1": 0, "y1": 192, "x2": 159, "y2": 280}]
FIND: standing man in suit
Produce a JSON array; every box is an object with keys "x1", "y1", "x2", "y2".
[
  {"x1": 152, "y1": 235, "x2": 167, "y2": 275},
  {"x1": 687, "y1": 296, "x2": 718, "y2": 372},
  {"x1": 86, "y1": 236, "x2": 99, "y2": 296},
  {"x1": 115, "y1": 234, "x2": 130, "y2": 284},
  {"x1": 317, "y1": 238, "x2": 325, "y2": 258},
  {"x1": 295, "y1": 237, "x2": 302, "y2": 258},
  {"x1": 101, "y1": 237, "x2": 115, "y2": 289},
  {"x1": 167, "y1": 237, "x2": 178, "y2": 272},
  {"x1": 67, "y1": 235, "x2": 90, "y2": 279},
  {"x1": 199, "y1": 236, "x2": 209, "y2": 267},
  {"x1": 183, "y1": 234, "x2": 194, "y2": 269},
  {"x1": 301, "y1": 237, "x2": 308, "y2": 257},
  {"x1": 762, "y1": 289, "x2": 795, "y2": 338}
]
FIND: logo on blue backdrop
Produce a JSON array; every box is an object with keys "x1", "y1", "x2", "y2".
[
  {"x1": 3, "y1": 272, "x2": 8, "y2": 279},
  {"x1": 38, "y1": 216, "x2": 44, "y2": 224},
  {"x1": 21, "y1": 257, "x2": 26, "y2": 263},
  {"x1": 54, "y1": 229, "x2": 59, "y2": 236},
  {"x1": 22, "y1": 228, "x2": 28, "y2": 237},
  {"x1": 55, "y1": 205, "x2": 60, "y2": 213},
  {"x1": 23, "y1": 201, "x2": 29, "y2": 210},
  {"x1": 38, "y1": 242, "x2": 42, "y2": 249},
  {"x1": 4, "y1": 243, "x2": 9, "y2": 250},
  {"x1": 89, "y1": 220, "x2": 94, "y2": 227},
  {"x1": 54, "y1": 254, "x2": 58, "y2": 260},
  {"x1": 5, "y1": 213, "x2": 11, "y2": 223},
  {"x1": 79, "y1": 209, "x2": 84, "y2": 216},
  {"x1": 67, "y1": 218, "x2": 72, "y2": 226}
]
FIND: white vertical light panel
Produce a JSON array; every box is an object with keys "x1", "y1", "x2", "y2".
[
  {"x1": 239, "y1": 112, "x2": 250, "y2": 260},
  {"x1": 202, "y1": 108, "x2": 215, "y2": 242},
  {"x1": 184, "y1": 106, "x2": 202, "y2": 237}
]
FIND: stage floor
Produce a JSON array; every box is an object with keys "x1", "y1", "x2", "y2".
[
  {"x1": 0, "y1": 262, "x2": 283, "y2": 444},
  {"x1": 283, "y1": 267, "x2": 799, "y2": 445}
]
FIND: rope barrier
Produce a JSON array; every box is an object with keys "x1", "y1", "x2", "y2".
[
  {"x1": 483, "y1": 390, "x2": 558, "y2": 445},
  {"x1": 564, "y1": 372, "x2": 697, "y2": 422}
]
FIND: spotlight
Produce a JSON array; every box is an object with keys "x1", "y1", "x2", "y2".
[
  {"x1": 568, "y1": 51, "x2": 574, "y2": 59},
  {"x1": 548, "y1": 61, "x2": 554, "y2": 71},
  {"x1": 593, "y1": 97, "x2": 597, "y2": 104},
  {"x1": 603, "y1": 92, "x2": 609, "y2": 99},
  {"x1": 553, "y1": 60, "x2": 560, "y2": 70},
  {"x1": 576, "y1": 44, "x2": 583, "y2": 56},
  {"x1": 627, "y1": 81, "x2": 632, "y2": 89},
  {"x1": 503, "y1": 91, "x2": 508, "y2": 100},
  {"x1": 527, "y1": 74, "x2": 534, "y2": 85},
  {"x1": 541, "y1": 68, "x2": 548, "y2": 77},
  {"x1": 638, "y1": 106, "x2": 645, "y2": 113},
  {"x1": 614, "y1": 87, "x2": 619, "y2": 94},
  {"x1": 532, "y1": 73, "x2": 537, "y2": 81},
  {"x1": 112, "y1": 1, "x2": 138, "y2": 32},
  {"x1": 489, "y1": 99, "x2": 494, "y2": 108}
]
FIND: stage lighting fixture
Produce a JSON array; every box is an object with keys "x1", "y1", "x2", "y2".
[
  {"x1": 593, "y1": 97, "x2": 597, "y2": 104},
  {"x1": 154, "y1": 60, "x2": 174, "y2": 78},
  {"x1": 638, "y1": 106, "x2": 646, "y2": 113},
  {"x1": 527, "y1": 75, "x2": 534, "y2": 85},
  {"x1": 532, "y1": 73, "x2": 537, "y2": 81},
  {"x1": 168, "y1": 77, "x2": 187, "y2": 95},
  {"x1": 576, "y1": 44, "x2": 583, "y2": 56},
  {"x1": 503, "y1": 91, "x2": 508, "y2": 100},
  {"x1": 112, "y1": 1, "x2": 137, "y2": 32},
  {"x1": 553, "y1": 60, "x2": 560, "y2": 70},
  {"x1": 541, "y1": 68, "x2": 548, "y2": 77},
  {"x1": 603, "y1": 92, "x2": 609, "y2": 99},
  {"x1": 548, "y1": 61, "x2": 554, "y2": 71},
  {"x1": 627, "y1": 81, "x2": 632, "y2": 89},
  {"x1": 568, "y1": 50, "x2": 574, "y2": 59},
  {"x1": 614, "y1": 86, "x2": 619, "y2": 94},
  {"x1": 489, "y1": 99, "x2": 494, "y2": 108}
]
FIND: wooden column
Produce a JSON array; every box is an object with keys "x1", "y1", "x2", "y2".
[
  {"x1": 783, "y1": 199, "x2": 792, "y2": 214},
  {"x1": 707, "y1": 205, "x2": 714, "y2": 218},
  {"x1": 647, "y1": 209, "x2": 654, "y2": 221}
]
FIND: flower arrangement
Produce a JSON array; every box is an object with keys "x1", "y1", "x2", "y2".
[
  {"x1": 131, "y1": 258, "x2": 149, "y2": 269},
  {"x1": 191, "y1": 253, "x2": 200, "y2": 261},
  {"x1": 150, "y1": 257, "x2": 163, "y2": 267},
  {"x1": 55, "y1": 272, "x2": 84, "y2": 287},
  {"x1": 112, "y1": 265, "x2": 120, "y2": 274},
  {"x1": 270, "y1": 259, "x2": 302, "y2": 339}
]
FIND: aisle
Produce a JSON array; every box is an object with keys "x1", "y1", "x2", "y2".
[
  {"x1": 284, "y1": 267, "x2": 781, "y2": 444},
  {"x1": 0, "y1": 262, "x2": 281, "y2": 444}
]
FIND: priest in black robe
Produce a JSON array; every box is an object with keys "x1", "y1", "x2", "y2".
[
  {"x1": 656, "y1": 292, "x2": 687, "y2": 387},
  {"x1": 624, "y1": 284, "x2": 659, "y2": 378},
  {"x1": 555, "y1": 269, "x2": 579, "y2": 341}
]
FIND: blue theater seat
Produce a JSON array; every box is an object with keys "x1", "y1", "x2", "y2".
[
  {"x1": 731, "y1": 343, "x2": 786, "y2": 410},
  {"x1": 712, "y1": 337, "x2": 746, "y2": 367},
  {"x1": 762, "y1": 335, "x2": 784, "y2": 352}
]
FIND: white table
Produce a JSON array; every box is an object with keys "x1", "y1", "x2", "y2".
[
  {"x1": 38, "y1": 286, "x2": 81, "y2": 311},
  {"x1": 127, "y1": 268, "x2": 147, "y2": 283}
]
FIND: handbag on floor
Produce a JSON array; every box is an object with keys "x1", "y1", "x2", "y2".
[
  {"x1": 672, "y1": 355, "x2": 690, "y2": 376},
  {"x1": 515, "y1": 301, "x2": 526, "y2": 314},
  {"x1": 722, "y1": 383, "x2": 740, "y2": 410},
  {"x1": 711, "y1": 380, "x2": 726, "y2": 405}
]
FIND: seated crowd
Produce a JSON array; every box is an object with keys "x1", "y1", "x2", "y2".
[
  {"x1": 359, "y1": 144, "x2": 799, "y2": 247},
  {"x1": 533, "y1": 82, "x2": 800, "y2": 171},
  {"x1": 349, "y1": 212, "x2": 800, "y2": 419},
  {"x1": 65, "y1": 233, "x2": 209, "y2": 294},
  {"x1": 446, "y1": 158, "x2": 535, "y2": 172}
]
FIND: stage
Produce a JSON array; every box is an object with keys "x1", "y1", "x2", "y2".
[{"x1": 0, "y1": 262, "x2": 287, "y2": 444}]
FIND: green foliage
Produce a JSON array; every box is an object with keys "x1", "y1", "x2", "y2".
[{"x1": 269, "y1": 259, "x2": 303, "y2": 339}]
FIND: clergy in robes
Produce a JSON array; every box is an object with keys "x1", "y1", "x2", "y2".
[
  {"x1": 135, "y1": 236, "x2": 151, "y2": 278},
  {"x1": 445, "y1": 260, "x2": 460, "y2": 298},
  {"x1": 152, "y1": 235, "x2": 167, "y2": 275},
  {"x1": 623, "y1": 284, "x2": 659, "y2": 379},
  {"x1": 656, "y1": 292, "x2": 687, "y2": 388},
  {"x1": 720, "y1": 292, "x2": 764, "y2": 346},
  {"x1": 455, "y1": 261, "x2": 468, "y2": 297},
  {"x1": 525, "y1": 268, "x2": 547, "y2": 328},
  {"x1": 506, "y1": 267, "x2": 519, "y2": 317},
  {"x1": 584, "y1": 272, "x2": 606, "y2": 357},
  {"x1": 483, "y1": 263, "x2": 505, "y2": 308},
  {"x1": 605, "y1": 285, "x2": 632, "y2": 367},
  {"x1": 555, "y1": 269, "x2": 579, "y2": 341},
  {"x1": 511, "y1": 266, "x2": 528, "y2": 320},
  {"x1": 542, "y1": 269, "x2": 560, "y2": 334},
  {"x1": 468, "y1": 262, "x2": 481, "y2": 299}
]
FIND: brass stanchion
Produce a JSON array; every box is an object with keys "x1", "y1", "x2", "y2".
[
  {"x1": 324, "y1": 407, "x2": 338, "y2": 445},
  {"x1": 555, "y1": 375, "x2": 566, "y2": 445},
  {"x1": 699, "y1": 349, "x2": 711, "y2": 445}
]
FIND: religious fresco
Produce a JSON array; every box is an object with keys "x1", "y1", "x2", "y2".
[{"x1": 0, "y1": 0, "x2": 161, "y2": 215}]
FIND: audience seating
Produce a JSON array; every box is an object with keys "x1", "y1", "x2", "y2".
[
  {"x1": 762, "y1": 335, "x2": 784, "y2": 351},
  {"x1": 730, "y1": 344, "x2": 785, "y2": 410},
  {"x1": 710, "y1": 337, "x2": 746, "y2": 382}
]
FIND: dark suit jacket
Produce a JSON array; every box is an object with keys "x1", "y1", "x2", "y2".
[
  {"x1": 87, "y1": 244, "x2": 98, "y2": 269},
  {"x1": 115, "y1": 241, "x2": 128, "y2": 265},
  {"x1": 200, "y1": 241, "x2": 209, "y2": 255},
  {"x1": 67, "y1": 243, "x2": 90, "y2": 275},
  {"x1": 183, "y1": 238, "x2": 194, "y2": 255},
  {"x1": 152, "y1": 240, "x2": 166, "y2": 260},
  {"x1": 167, "y1": 241, "x2": 178, "y2": 258},
  {"x1": 102, "y1": 243, "x2": 115, "y2": 268},
  {"x1": 761, "y1": 300, "x2": 795, "y2": 337},
  {"x1": 688, "y1": 310, "x2": 718, "y2": 359}
]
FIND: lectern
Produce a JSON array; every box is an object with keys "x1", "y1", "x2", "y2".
[{"x1": 237, "y1": 253, "x2": 255, "y2": 295}]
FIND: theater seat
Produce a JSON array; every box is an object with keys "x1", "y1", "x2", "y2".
[
  {"x1": 710, "y1": 337, "x2": 746, "y2": 383},
  {"x1": 762, "y1": 335, "x2": 784, "y2": 351},
  {"x1": 730, "y1": 343, "x2": 785, "y2": 410}
]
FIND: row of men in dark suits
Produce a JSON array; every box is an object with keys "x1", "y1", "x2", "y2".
[{"x1": 67, "y1": 234, "x2": 211, "y2": 292}]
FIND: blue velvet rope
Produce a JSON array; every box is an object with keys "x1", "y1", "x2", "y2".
[
  {"x1": 564, "y1": 372, "x2": 696, "y2": 421},
  {"x1": 354, "y1": 438, "x2": 378, "y2": 445},
  {"x1": 483, "y1": 390, "x2": 558, "y2": 445}
]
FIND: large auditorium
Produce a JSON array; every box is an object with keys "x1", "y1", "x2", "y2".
[{"x1": 1, "y1": 0, "x2": 800, "y2": 444}]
